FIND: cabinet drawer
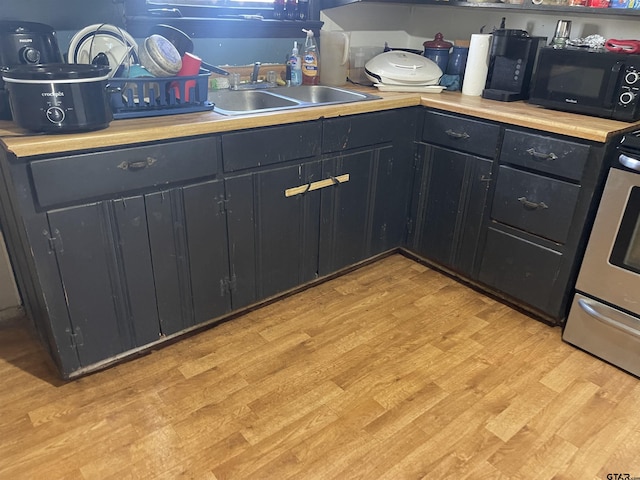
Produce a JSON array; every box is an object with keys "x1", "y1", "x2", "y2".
[
  {"x1": 31, "y1": 137, "x2": 218, "y2": 208},
  {"x1": 322, "y1": 110, "x2": 407, "y2": 153},
  {"x1": 479, "y1": 227, "x2": 563, "y2": 316},
  {"x1": 222, "y1": 121, "x2": 321, "y2": 172},
  {"x1": 492, "y1": 165, "x2": 580, "y2": 244},
  {"x1": 422, "y1": 111, "x2": 500, "y2": 158},
  {"x1": 500, "y1": 129, "x2": 590, "y2": 181}
]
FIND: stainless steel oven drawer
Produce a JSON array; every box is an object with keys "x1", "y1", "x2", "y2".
[{"x1": 564, "y1": 293, "x2": 640, "y2": 377}]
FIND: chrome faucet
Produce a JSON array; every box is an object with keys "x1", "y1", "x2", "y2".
[
  {"x1": 251, "y1": 61, "x2": 261, "y2": 83},
  {"x1": 229, "y1": 61, "x2": 277, "y2": 90}
]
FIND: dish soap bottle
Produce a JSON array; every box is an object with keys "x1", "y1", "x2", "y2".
[
  {"x1": 290, "y1": 41, "x2": 302, "y2": 86},
  {"x1": 302, "y1": 28, "x2": 319, "y2": 85}
]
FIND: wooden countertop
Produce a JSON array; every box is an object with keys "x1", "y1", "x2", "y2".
[
  {"x1": 1, "y1": 87, "x2": 637, "y2": 158},
  {"x1": 419, "y1": 92, "x2": 639, "y2": 143}
]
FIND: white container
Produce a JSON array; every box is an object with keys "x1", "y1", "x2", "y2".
[
  {"x1": 365, "y1": 51, "x2": 442, "y2": 85},
  {"x1": 348, "y1": 46, "x2": 384, "y2": 85},
  {"x1": 319, "y1": 31, "x2": 350, "y2": 86}
]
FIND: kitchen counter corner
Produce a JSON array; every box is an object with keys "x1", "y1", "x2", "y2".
[{"x1": 419, "y1": 91, "x2": 638, "y2": 143}]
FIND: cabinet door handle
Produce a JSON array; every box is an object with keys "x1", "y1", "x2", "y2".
[
  {"x1": 526, "y1": 148, "x2": 558, "y2": 161},
  {"x1": 445, "y1": 129, "x2": 470, "y2": 140},
  {"x1": 517, "y1": 196, "x2": 548, "y2": 210},
  {"x1": 117, "y1": 157, "x2": 158, "y2": 171},
  {"x1": 285, "y1": 174, "x2": 350, "y2": 197}
]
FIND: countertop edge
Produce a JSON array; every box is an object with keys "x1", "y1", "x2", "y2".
[
  {"x1": 1, "y1": 88, "x2": 638, "y2": 157},
  {"x1": 419, "y1": 92, "x2": 637, "y2": 143}
]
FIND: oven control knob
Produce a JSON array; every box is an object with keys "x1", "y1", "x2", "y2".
[
  {"x1": 20, "y1": 47, "x2": 41, "y2": 64},
  {"x1": 46, "y1": 106, "x2": 65, "y2": 124},
  {"x1": 625, "y1": 70, "x2": 640, "y2": 85},
  {"x1": 620, "y1": 91, "x2": 636, "y2": 105}
]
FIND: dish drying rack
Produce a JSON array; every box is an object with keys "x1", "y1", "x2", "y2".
[{"x1": 108, "y1": 69, "x2": 214, "y2": 119}]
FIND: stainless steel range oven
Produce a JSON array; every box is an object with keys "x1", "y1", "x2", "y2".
[{"x1": 564, "y1": 130, "x2": 640, "y2": 377}]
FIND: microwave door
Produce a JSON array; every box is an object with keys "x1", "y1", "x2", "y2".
[
  {"x1": 545, "y1": 63, "x2": 612, "y2": 103},
  {"x1": 529, "y1": 49, "x2": 625, "y2": 117}
]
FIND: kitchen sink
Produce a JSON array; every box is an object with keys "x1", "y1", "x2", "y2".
[
  {"x1": 276, "y1": 85, "x2": 375, "y2": 104},
  {"x1": 208, "y1": 85, "x2": 379, "y2": 116},
  {"x1": 208, "y1": 90, "x2": 300, "y2": 116}
]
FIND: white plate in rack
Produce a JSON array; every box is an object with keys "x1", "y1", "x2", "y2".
[
  {"x1": 68, "y1": 24, "x2": 138, "y2": 70},
  {"x1": 374, "y1": 83, "x2": 445, "y2": 93}
]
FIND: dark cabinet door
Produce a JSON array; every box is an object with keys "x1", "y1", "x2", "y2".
[
  {"x1": 47, "y1": 197, "x2": 161, "y2": 367},
  {"x1": 146, "y1": 179, "x2": 231, "y2": 335},
  {"x1": 184, "y1": 180, "x2": 232, "y2": 324},
  {"x1": 479, "y1": 227, "x2": 564, "y2": 316},
  {"x1": 411, "y1": 144, "x2": 492, "y2": 278},
  {"x1": 225, "y1": 161, "x2": 322, "y2": 309},
  {"x1": 371, "y1": 144, "x2": 414, "y2": 255},
  {"x1": 319, "y1": 149, "x2": 377, "y2": 276},
  {"x1": 45, "y1": 178, "x2": 232, "y2": 367}
]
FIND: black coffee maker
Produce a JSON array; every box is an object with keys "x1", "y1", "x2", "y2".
[
  {"x1": 482, "y1": 29, "x2": 547, "y2": 102},
  {"x1": 0, "y1": 21, "x2": 64, "y2": 120}
]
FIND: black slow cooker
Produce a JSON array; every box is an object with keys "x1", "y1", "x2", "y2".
[
  {"x1": 0, "y1": 21, "x2": 64, "y2": 120},
  {"x1": 2, "y1": 63, "x2": 113, "y2": 133}
]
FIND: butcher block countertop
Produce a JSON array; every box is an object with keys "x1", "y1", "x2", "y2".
[{"x1": 0, "y1": 88, "x2": 638, "y2": 158}]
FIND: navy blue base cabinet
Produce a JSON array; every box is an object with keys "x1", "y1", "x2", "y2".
[
  {"x1": 0, "y1": 105, "x2": 615, "y2": 378},
  {"x1": 407, "y1": 109, "x2": 614, "y2": 325},
  {"x1": 0, "y1": 109, "x2": 417, "y2": 378}
]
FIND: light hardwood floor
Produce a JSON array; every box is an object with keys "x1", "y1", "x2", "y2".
[{"x1": 1, "y1": 254, "x2": 640, "y2": 479}]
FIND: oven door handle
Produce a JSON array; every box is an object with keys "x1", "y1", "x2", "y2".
[
  {"x1": 578, "y1": 298, "x2": 640, "y2": 339},
  {"x1": 619, "y1": 153, "x2": 640, "y2": 172}
]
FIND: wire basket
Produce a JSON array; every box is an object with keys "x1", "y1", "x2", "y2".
[{"x1": 108, "y1": 69, "x2": 214, "y2": 119}]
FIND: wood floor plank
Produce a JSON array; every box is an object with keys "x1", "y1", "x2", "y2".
[
  {"x1": 514, "y1": 433, "x2": 578, "y2": 479},
  {"x1": 241, "y1": 380, "x2": 344, "y2": 445},
  {"x1": 330, "y1": 422, "x2": 432, "y2": 480},
  {"x1": 487, "y1": 378, "x2": 600, "y2": 476},
  {"x1": 420, "y1": 428, "x2": 504, "y2": 479},
  {"x1": 484, "y1": 381, "x2": 558, "y2": 442},
  {"x1": 2, "y1": 254, "x2": 640, "y2": 479},
  {"x1": 211, "y1": 405, "x2": 339, "y2": 479}
]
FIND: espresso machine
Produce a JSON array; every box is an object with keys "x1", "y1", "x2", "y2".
[{"x1": 482, "y1": 28, "x2": 546, "y2": 102}]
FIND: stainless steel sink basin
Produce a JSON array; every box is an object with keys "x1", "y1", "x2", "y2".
[
  {"x1": 275, "y1": 85, "x2": 374, "y2": 104},
  {"x1": 208, "y1": 90, "x2": 300, "y2": 116},
  {"x1": 208, "y1": 85, "x2": 379, "y2": 116}
]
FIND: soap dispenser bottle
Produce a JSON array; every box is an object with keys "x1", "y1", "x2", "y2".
[
  {"x1": 301, "y1": 28, "x2": 319, "y2": 85},
  {"x1": 290, "y1": 41, "x2": 302, "y2": 86}
]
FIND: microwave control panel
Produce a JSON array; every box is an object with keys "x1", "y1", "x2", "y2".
[{"x1": 614, "y1": 63, "x2": 640, "y2": 121}]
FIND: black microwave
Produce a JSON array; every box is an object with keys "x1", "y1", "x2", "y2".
[{"x1": 528, "y1": 47, "x2": 640, "y2": 122}]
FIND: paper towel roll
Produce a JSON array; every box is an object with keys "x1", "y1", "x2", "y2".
[{"x1": 462, "y1": 33, "x2": 492, "y2": 97}]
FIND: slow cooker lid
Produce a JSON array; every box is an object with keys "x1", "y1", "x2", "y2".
[{"x1": 2, "y1": 63, "x2": 110, "y2": 82}]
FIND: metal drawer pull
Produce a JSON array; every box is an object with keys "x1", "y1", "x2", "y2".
[
  {"x1": 578, "y1": 298, "x2": 640, "y2": 340},
  {"x1": 117, "y1": 157, "x2": 158, "y2": 171},
  {"x1": 517, "y1": 196, "x2": 548, "y2": 210},
  {"x1": 526, "y1": 148, "x2": 558, "y2": 161},
  {"x1": 285, "y1": 174, "x2": 350, "y2": 197},
  {"x1": 445, "y1": 129, "x2": 470, "y2": 140}
]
